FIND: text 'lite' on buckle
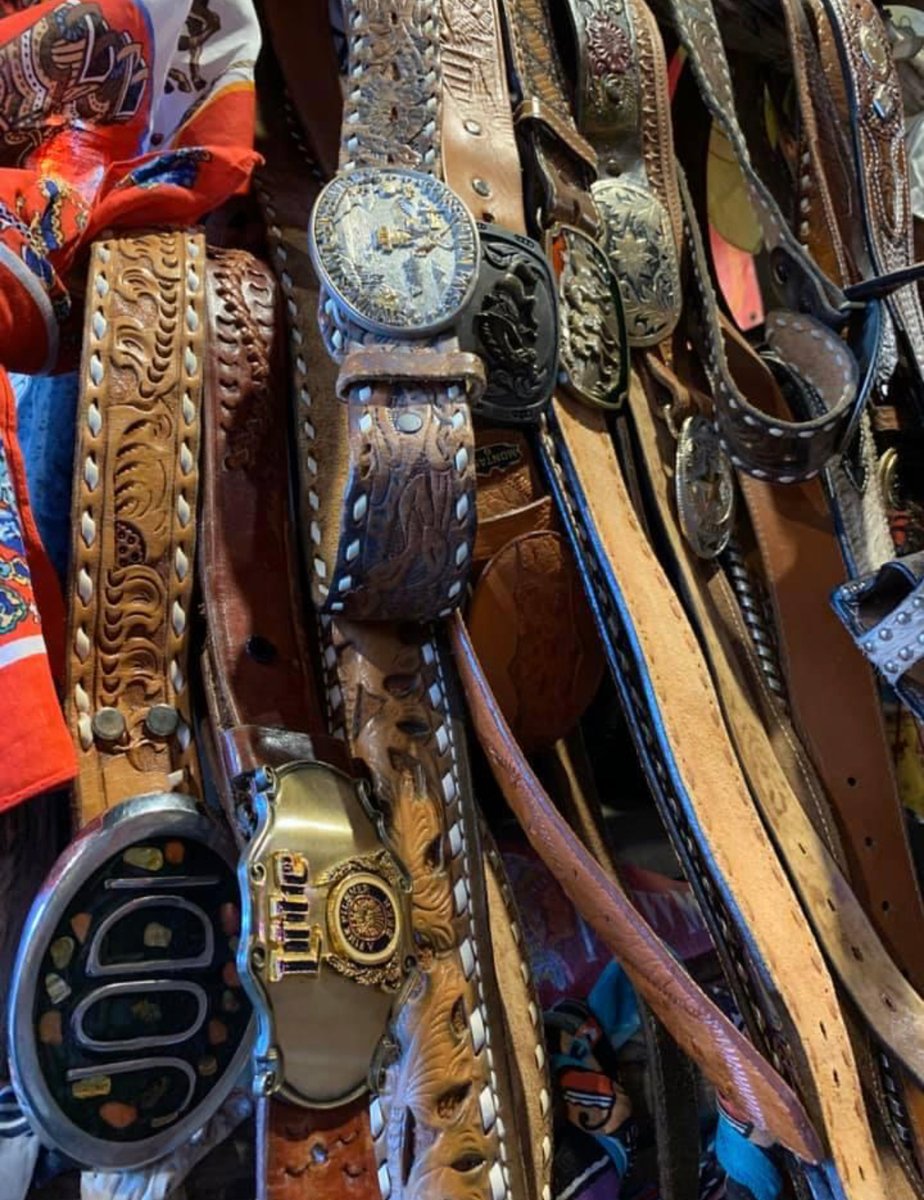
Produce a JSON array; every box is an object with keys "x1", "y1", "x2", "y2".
[{"x1": 238, "y1": 761, "x2": 415, "y2": 1109}]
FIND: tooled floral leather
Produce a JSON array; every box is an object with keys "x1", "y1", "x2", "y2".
[
  {"x1": 321, "y1": 617, "x2": 545, "y2": 1200},
  {"x1": 265, "y1": 1099, "x2": 379, "y2": 1200},
  {"x1": 66, "y1": 231, "x2": 205, "y2": 826}
]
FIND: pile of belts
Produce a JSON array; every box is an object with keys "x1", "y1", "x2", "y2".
[{"x1": 4, "y1": 1, "x2": 924, "y2": 1198}]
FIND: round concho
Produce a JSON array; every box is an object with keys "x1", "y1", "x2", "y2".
[
  {"x1": 309, "y1": 167, "x2": 480, "y2": 337},
  {"x1": 675, "y1": 415, "x2": 736, "y2": 559},
  {"x1": 327, "y1": 872, "x2": 400, "y2": 967},
  {"x1": 8, "y1": 794, "x2": 253, "y2": 1170}
]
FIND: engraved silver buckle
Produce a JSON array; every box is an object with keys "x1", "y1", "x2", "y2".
[
  {"x1": 8, "y1": 793, "x2": 255, "y2": 1169},
  {"x1": 238, "y1": 761, "x2": 415, "y2": 1108}
]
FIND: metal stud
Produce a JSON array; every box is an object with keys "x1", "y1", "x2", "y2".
[
  {"x1": 897, "y1": 612, "x2": 911, "y2": 625},
  {"x1": 464, "y1": 119, "x2": 482, "y2": 136},
  {"x1": 92, "y1": 707, "x2": 125, "y2": 744},
  {"x1": 900, "y1": 648, "x2": 913, "y2": 662},
  {"x1": 886, "y1": 661, "x2": 898, "y2": 674},
  {"x1": 145, "y1": 704, "x2": 179, "y2": 738},
  {"x1": 472, "y1": 178, "x2": 492, "y2": 198},
  {"x1": 880, "y1": 628, "x2": 894, "y2": 641}
]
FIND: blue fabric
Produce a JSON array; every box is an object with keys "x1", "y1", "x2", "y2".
[
  {"x1": 10, "y1": 371, "x2": 79, "y2": 585},
  {"x1": 715, "y1": 1111, "x2": 782, "y2": 1200}
]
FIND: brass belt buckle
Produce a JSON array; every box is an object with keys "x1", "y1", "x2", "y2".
[
  {"x1": 8, "y1": 794, "x2": 255, "y2": 1169},
  {"x1": 544, "y1": 222, "x2": 629, "y2": 410},
  {"x1": 239, "y1": 761, "x2": 415, "y2": 1107}
]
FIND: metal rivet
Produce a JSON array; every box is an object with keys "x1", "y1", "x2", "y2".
[
  {"x1": 864, "y1": 641, "x2": 875, "y2": 653},
  {"x1": 898, "y1": 612, "x2": 911, "y2": 625},
  {"x1": 247, "y1": 635, "x2": 277, "y2": 664},
  {"x1": 472, "y1": 178, "x2": 492, "y2": 198},
  {"x1": 464, "y1": 119, "x2": 482, "y2": 136},
  {"x1": 145, "y1": 704, "x2": 179, "y2": 738},
  {"x1": 880, "y1": 628, "x2": 894, "y2": 641},
  {"x1": 900, "y1": 648, "x2": 913, "y2": 662},
  {"x1": 886, "y1": 661, "x2": 898, "y2": 674},
  {"x1": 915, "y1": 597, "x2": 924, "y2": 609},
  {"x1": 311, "y1": 1144, "x2": 328, "y2": 1164},
  {"x1": 92, "y1": 707, "x2": 125, "y2": 743},
  {"x1": 918, "y1": 632, "x2": 924, "y2": 645}
]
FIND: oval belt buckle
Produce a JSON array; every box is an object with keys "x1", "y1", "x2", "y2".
[
  {"x1": 8, "y1": 794, "x2": 255, "y2": 1169},
  {"x1": 238, "y1": 761, "x2": 416, "y2": 1108}
]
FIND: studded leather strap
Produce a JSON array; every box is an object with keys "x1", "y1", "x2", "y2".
[{"x1": 66, "y1": 231, "x2": 206, "y2": 828}]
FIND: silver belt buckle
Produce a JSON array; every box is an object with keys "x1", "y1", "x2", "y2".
[
  {"x1": 239, "y1": 761, "x2": 415, "y2": 1108},
  {"x1": 8, "y1": 793, "x2": 255, "y2": 1169}
]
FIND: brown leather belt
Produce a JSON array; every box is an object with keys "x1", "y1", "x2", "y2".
[
  {"x1": 253, "y1": 37, "x2": 553, "y2": 1200},
  {"x1": 198, "y1": 247, "x2": 412, "y2": 1200},
  {"x1": 8, "y1": 231, "x2": 254, "y2": 1173}
]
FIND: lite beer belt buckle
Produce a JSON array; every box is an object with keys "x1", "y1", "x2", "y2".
[{"x1": 237, "y1": 760, "x2": 417, "y2": 1108}]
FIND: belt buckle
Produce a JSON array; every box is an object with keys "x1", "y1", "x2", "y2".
[
  {"x1": 311, "y1": 168, "x2": 559, "y2": 424},
  {"x1": 8, "y1": 793, "x2": 255, "y2": 1169},
  {"x1": 544, "y1": 222, "x2": 629, "y2": 410},
  {"x1": 239, "y1": 761, "x2": 415, "y2": 1108}
]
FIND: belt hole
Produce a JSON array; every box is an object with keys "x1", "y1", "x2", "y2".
[
  {"x1": 882, "y1": 900, "x2": 892, "y2": 912},
  {"x1": 864, "y1": 836, "x2": 875, "y2": 848},
  {"x1": 847, "y1": 776, "x2": 858, "y2": 787}
]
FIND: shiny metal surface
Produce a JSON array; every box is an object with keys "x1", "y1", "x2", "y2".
[
  {"x1": 309, "y1": 167, "x2": 480, "y2": 336},
  {"x1": 238, "y1": 761, "x2": 414, "y2": 1109},
  {"x1": 8, "y1": 792, "x2": 254, "y2": 1170}
]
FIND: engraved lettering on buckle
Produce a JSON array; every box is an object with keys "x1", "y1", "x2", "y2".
[{"x1": 239, "y1": 761, "x2": 414, "y2": 1109}]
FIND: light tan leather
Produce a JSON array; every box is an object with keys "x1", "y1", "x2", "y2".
[
  {"x1": 541, "y1": 392, "x2": 887, "y2": 1196},
  {"x1": 324, "y1": 618, "x2": 547, "y2": 1200},
  {"x1": 451, "y1": 610, "x2": 827, "y2": 1165},
  {"x1": 66, "y1": 231, "x2": 205, "y2": 827},
  {"x1": 629, "y1": 366, "x2": 924, "y2": 1090}
]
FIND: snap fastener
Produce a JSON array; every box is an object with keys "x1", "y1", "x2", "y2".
[{"x1": 92, "y1": 707, "x2": 125, "y2": 744}]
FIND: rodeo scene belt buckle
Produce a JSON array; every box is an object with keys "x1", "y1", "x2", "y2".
[{"x1": 309, "y1": 165, "x2": 560, "y2": 424}]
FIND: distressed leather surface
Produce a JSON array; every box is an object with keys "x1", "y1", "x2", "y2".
[{"x1": 66, "y1": 231, "x2": 206, "y2": 825}]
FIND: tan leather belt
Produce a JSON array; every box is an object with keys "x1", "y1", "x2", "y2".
[
  {"x1": 197, "y1": 246, "x2": 416, "y2": 1200},
  {"x1": 8, "y1": 231, "x2": 253, "y2": 1171}
]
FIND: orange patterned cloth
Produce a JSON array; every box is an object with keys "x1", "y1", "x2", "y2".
[{"x1": 0, "y1": 0, "x2": 260, "y2": 809}]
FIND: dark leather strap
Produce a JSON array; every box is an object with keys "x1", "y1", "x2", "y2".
[
  {"x1": 66, "y1": 231, "x2": 206, "y2": 827},
  {"x1": 306, "y1": 0, "x2": 478, "y2": 623},
  {"x1": 198, "y1": 249, "x2": 378, "y2": 1200}
]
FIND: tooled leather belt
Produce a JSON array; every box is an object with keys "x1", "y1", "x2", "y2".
[
  {"x1": 196, "y1": 248, "x2": 418, "y2": 1200},
  {"x1": 255, "y1": 37, "x2": 555, "y2": 1200},
  {"x1": 8, "y1": 231, "x2": 254, "y2": 1169}
]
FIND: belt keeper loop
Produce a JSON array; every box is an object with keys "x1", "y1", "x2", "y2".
[{"x1": 336, "y1": 347, "x2": 487, "y2": 405}]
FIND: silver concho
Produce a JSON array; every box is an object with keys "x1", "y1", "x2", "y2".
[
  {"x1": 309, "y1": 167, "x2": 480, "y2": 337},
  {"x1": 593, "y1": 178, "x2": 681, "y2": 347},
  {"x1": 675, "y1": 415, "x2": 736, "y2": 559}
]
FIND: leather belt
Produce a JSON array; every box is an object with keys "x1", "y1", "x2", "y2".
[
  {"x1": 488, "y1": 0, "x2": 895, "y2": 1191},
  {"x1": 8, "y1": 231, "x2": 253, "y2": 1169},
  {"x1": 254, "y1": 43, "x2": 553, "y2": 1200},
  {"x1": 197, "y1": 246, "x2": 414, "y2": 1200}
]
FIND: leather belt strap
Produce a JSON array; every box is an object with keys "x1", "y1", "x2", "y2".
[
  {"x1": 67, "y1": 230, "x2": 206, "y2": 827},
  {"x1": 255, "y1": 59, "x2": 552, "y2": 1200},
  {"x1": 198, "y1": 247, "x2": 384, "y2": 1200},
  {"x1": 302, "y1": 0, "x2": 477, "y2": 623},
  {"x1": 536, "y1": 393, "x2": 888, "y2": 1195}
]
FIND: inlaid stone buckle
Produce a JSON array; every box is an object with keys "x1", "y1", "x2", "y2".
[
  {"x1": 238, "y1": 761, "x2": 415, "y2": 1108},
  {"x1": 8, "y1": 794, "x2": 254, "y2": 1169},
  {"x1": 310, "y1": 168, "x2": 559, "y2": 424}
]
